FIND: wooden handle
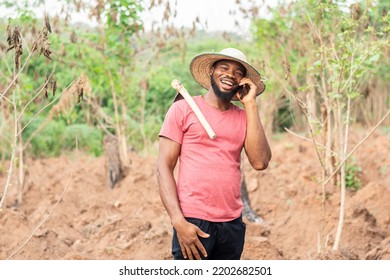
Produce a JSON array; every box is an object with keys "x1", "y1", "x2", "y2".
[{"x1": 171, "y1": 79, "x2": 216, "y2": 139}]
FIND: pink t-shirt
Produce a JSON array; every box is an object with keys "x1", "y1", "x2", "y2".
[{"x1": 159, "y1": 95, "x2": 247, "y2": 222}]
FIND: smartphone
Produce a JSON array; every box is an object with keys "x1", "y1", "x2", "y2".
[{"x1": 239, "y1": 84, "x2": 250, "y2": 99}]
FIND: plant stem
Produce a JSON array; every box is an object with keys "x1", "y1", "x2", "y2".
[
  {"x1": 323, "y1": 109, "x2": 390, "y2": 187},
  {"x1": 333, "y1": 36, "x2": 356, "y2": 249},
  {"x1": 7, "y1": 137, "x2": 78, "y2": 259},
  {"x1": 0, "y1": 102, "x2": 18, "y2": 211},
  {"x1": 17, "y1": 69, "x2": 55, "y2": 122},
  {"x1": 0, "y1": 50, "x2": 35, "y2": 104}
]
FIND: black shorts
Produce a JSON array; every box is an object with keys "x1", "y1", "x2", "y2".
[{"x1": 171, "y1": 216, "x2": 246, "y2": 260}]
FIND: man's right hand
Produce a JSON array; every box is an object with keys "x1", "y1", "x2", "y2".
[{"x1": 173, "y1": 219, "x2": 210, "y2": 260}]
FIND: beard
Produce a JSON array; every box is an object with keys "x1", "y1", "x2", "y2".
[{"x1": 210, "y1": 75, "x2": 239, "y2": 102}]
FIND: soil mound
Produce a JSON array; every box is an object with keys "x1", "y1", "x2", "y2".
[{"x1": 1, "y1": 131, "x2": 389, "y2": 260}]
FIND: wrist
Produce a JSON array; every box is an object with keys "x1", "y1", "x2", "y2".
[
  {"x1": 171, "y1": 215, "x2": 186, "y2": 228},
  {"x1": 243, "y1": 99, "x2": 258, "y2": 108}
]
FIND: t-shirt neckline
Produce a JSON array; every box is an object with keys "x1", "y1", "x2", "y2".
[{"x1": 199, "y1": 95, "x2": 233, "y2": 113}]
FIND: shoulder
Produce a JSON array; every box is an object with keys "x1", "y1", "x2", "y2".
[
  {"x1": 172, "y1": 95, "x2": 198, "y2": 105},
  {"x1": 229, "y1": 103, "x2": 247, "y2": 123},
  {"x1": 165, "y1": 96, "x2": 200, "y2": 119},
  {"x1": 172, "y1": 95, "x2": 203, "y2": 109},
  {"x1": 230, "y1": 102, "x2": 246, "y2": 113},
  {"x1": 168, "y1": 98, "x2": 187, "y2": 112}
]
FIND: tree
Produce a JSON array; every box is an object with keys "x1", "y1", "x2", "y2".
[
  {"x1": 0, "y1": 12, "x2": 82, "y2": 207},
  {"x1": 251, "y1": 0, "x2": 389, "y2": 252}
]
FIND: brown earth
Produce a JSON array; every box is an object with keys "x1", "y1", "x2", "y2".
[{"x1": 1, "y1": 129, "x2": 389, "y2": 260}]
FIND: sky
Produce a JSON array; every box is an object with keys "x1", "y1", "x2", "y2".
[
  {"x1": 141, "y1": 0, "x2": 278, "y2": 33},
  {"x1": 1, "y1": 0, "x2": 278, "y2": 34}
]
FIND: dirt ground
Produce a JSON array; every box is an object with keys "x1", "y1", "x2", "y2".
[{"x1": 1, "y1": 128, "x2": 389, "y2": 260}]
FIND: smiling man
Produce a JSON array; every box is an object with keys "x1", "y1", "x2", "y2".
[{"x1": 157, "y1": 48, "x2": 272, "y2": 260}]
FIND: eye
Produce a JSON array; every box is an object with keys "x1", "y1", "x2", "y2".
[{"x1": 235, "y1": 71, "x2": 244, "y2": 78}]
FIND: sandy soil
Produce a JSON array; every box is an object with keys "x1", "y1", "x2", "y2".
[{"x1": 1, "y1": 129, "x2": 389, "y2": 260}]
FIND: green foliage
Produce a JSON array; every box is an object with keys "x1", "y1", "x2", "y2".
[
  {"x1": 274, "y1": 98, "x2": 295, "y2": 132},
  {"x1": 23, "y1": 117, "x2": 103, "y2": 157},
  {"x1": 0, "y1": 117, "x2": 12, "y2": 159},
  {"x1": 252, "y1": 0, "x2": 389, "y2": 127},
  {"x1": 25, "y1": 117, "x2": 66, "y2": 157},
  {"x1": 104, "y1": 0, "x2": 143, "y2": 36},
  {"x1": 1, "y1": 0, "x2": 389, "y2": 159},
  {"x1": 63, "y1": 124, "x2": 103, "y2": 156},
  {"x1": 345, "y1": 160, "x2": 362, "y2": 191},
  {"x1": 380, "y1": 126, "x2": 390, "y2": 135}
]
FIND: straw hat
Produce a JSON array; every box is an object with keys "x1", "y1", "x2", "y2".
[{"x1": 190, "y1": 48, "x2": 266, "y2": 98}]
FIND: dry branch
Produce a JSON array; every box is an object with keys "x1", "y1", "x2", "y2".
[
  {"x1": 7, "y1": 138, "x2": 79, "y2": 259},
  {"x1": 0, "y1": 104, "x2": 17, "y2": 211},
  {"x1": 22, "y1": 74, "x2": 92, "y2": 147},
  {"x1": 324, "y1": 109, "x2": 390, "y2": 187}
]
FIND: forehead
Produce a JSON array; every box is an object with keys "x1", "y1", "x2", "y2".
[{"x1": 213, "y1": 59, "x2": 246, "y2": 72}]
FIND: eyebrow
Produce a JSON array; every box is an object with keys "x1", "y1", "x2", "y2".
[{"x1": 218, "y1": 61, "x2": 246, "y2": 74}]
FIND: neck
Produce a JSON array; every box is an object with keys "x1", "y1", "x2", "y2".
[{"x1": 203, "y1": 90, "x2": 231, "y2": 111}]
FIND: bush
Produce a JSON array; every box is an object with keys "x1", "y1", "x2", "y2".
[
  {"x1": 24, "y1": 117, "x2": 103, "y2": 157},
  {"x1": 63, "y1": 124, "x2": 103, "y2": 156},
  {"x1": 25, "y1": 117, "x2": 65, "y2": 157},
  {"x1": 345, "y1": 160, "x2": 362, "y2": 191}
]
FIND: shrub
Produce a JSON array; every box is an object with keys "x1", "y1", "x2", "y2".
[{"x1": 345, "y1": 160, "x2": 362, "y2": 191}]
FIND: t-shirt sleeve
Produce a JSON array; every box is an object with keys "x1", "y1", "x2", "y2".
[{"x1": 159, "y1": 102, "x2": 184, "y2": 144}]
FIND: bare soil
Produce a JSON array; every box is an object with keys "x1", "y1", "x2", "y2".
[{"x1": 1, "y1": 129, "x2": 389, "y2": 260}]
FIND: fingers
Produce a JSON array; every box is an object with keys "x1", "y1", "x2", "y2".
[
  {"x1": 196, "y1": 227, "x2": 210, "y2": 238},
  {"x1": 180, "y1": 244, "x2": 188, "y2": 259},
  {"x1": 190, "y1": 244, "x2": 201, "y2": 260},
  {"x1": 195, "y1": 240, "x2": 207, "y2": 259},
  {"x1": 239, "y1": 77, "x2": 254, "y2": 87},
  {"x1": 238, "y1": 78, "x2": 257, "y2": 102},
  {"x1": 180, "y1": 238, "x2": 207, "y2": 260},
  {"x1": 195, "y1": 228, "x2": 209, "y2": 258},
  {"x1": 180, "y1": 242, "x2": 204, "y2": 260},
  {"x1": 239, "y1": 78, "x2": 256, "y2": 92},
  {"x1": 177, "y1": 225, "x2": 210, "y2": 260}
]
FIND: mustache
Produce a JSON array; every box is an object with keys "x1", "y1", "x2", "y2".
[{"x1": 211, "y1": 75, "x2": 239, "y2": 101}]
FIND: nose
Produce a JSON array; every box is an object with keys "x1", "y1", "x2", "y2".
[{"x1": 225, "y1": 69, "x2": 235, "y2": 78}]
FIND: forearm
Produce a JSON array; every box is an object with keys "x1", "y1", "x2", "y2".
[
  {"x1": 244, "y1": 100, "x2": 272, "y2": 170},
  {"x1": 156, "y1": 165, "x2": 185, "y2": 226}
]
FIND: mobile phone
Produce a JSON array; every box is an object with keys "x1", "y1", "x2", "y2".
[{"x1": 239, "y1": 84, "x2": 250, "y2": 99}]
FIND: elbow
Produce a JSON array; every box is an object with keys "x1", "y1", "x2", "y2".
[
  {"x1": 251, "y1": 154, "x2": 272, "y2": 171},
  {"x1": 252, "y1": 161, "x2": 269, "y2": 171}
]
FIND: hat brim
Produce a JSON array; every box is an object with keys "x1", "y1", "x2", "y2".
[{"x1": 190, "y1": 52, "x2": 266, "y2": 101}]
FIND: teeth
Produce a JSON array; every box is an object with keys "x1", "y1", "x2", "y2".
[{"x1": 222, "y1": 80, "x2": 233, "y2": 86}]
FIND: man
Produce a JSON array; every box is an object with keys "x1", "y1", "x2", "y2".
[{"x1": 157, "y1": 48, "x2": 271, "y2": 260}]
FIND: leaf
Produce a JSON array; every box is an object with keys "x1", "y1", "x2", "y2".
[
  {"x1": 45, "y1": 13, "x2": 52, "y2": 33},
  {"x1": 313, "y1": 60, "x2": 322, "y2": 68},
  {"x1": 348, "y1": 91, "x2": 361, "y2": 99},
  {"x1": 331, "y1": 93, "x2": 342, "y2": 99},
  {"x1": 367, "y1": 53, "x2": 380, "y2": 63}
]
